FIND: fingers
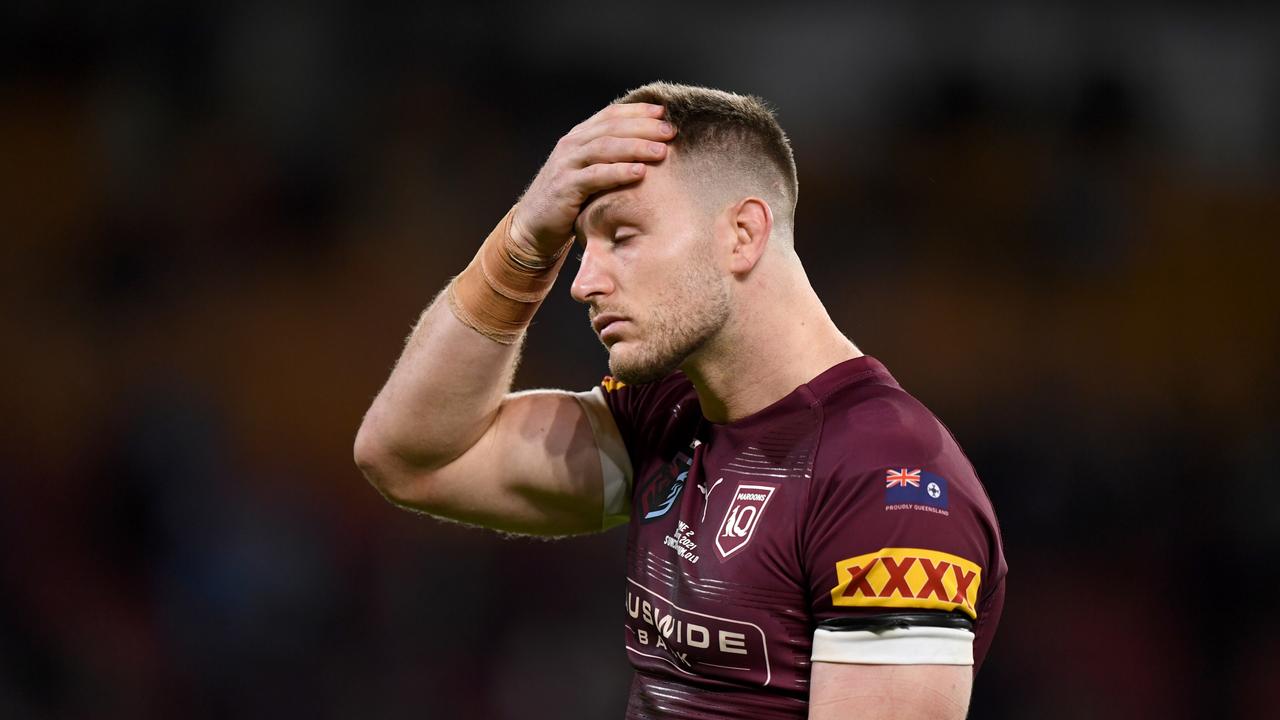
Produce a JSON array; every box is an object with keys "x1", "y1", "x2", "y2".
[
  {"x1": 605, "y1": 102, "x2": 665, "y2": 119},
  {"x1": 513, "y1": 104, "x2": 668, "y2": 247},
  {"x1": 570, "y1": 136, "x2": 667, "y2": 168},
  {"x1": 571, "y1": 116, "x2": 675, "y2": 147},
  {"x1": 571, "y1": 162, "x2": 648, "y2": 199},
  {"x1": 566, "y1": 103, "x2": 660, "y2": 139},
  {"x1": 575, "y1": 102, "x2": 664, "y2": 129}
]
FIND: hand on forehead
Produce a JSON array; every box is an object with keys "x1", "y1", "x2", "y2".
[{"x1": 511, "y1": 100, "x2": 675, "y2": 254}]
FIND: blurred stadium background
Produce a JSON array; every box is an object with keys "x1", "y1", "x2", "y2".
[{"x1": 3, "y1": 2, "x2": 1278, "y2": 718}]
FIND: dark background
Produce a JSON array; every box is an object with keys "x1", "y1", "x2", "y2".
[{"x1": 3, "y1": 2, "x2": 1278, "y2": 718}]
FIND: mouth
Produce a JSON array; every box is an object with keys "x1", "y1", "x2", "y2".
[{"x1": 591, "y1": 313, "x2": 629, "y2": 339}]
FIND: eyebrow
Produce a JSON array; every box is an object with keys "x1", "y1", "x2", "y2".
[{"x1": 573, "y1": 196, "x2": 649, "y2": 244}]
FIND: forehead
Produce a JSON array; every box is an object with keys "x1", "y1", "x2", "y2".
[
  {"x1": 574, "y1": 194, "x2": 650, "y2": 238},
  {"x1": 573, "y1": 159, "x2": 685, "y2": 238}
]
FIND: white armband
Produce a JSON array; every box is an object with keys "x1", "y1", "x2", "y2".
[{"x1": 812, "y1": 614, "x2": 974, "y2": 665}]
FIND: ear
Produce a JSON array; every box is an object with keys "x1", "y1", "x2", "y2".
[{"x1": 727, "y1": 197, "x2": 773, "y2": 275}]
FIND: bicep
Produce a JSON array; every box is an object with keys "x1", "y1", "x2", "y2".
[
  {"x1": 808, "y1": 662, "x2": 971, "y2": 720},
  {"x1": 389, "y1": 388, "x2": 631, "y2": 536}
]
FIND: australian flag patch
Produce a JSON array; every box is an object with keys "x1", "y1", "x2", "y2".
[{"x1": 884, "y1": 468, "x2": 950, "y2": 515}]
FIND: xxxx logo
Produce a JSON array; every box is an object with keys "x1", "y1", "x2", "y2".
[{"x1": 830, "y1": 548, "x2": 982, "y2": 619}]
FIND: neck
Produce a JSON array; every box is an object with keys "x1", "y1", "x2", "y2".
[{"x1": 681, "y1": 255, "x2": 860, "y2": 424}]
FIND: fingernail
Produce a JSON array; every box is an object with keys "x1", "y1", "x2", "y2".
[
  {"x1": 631, "y1": 164, "x2": 644, "y2": 175},
  {"x1": 650, "y1": 142, "x2": 665, "y2": 154},
  {"x1": 660, "y1": 122, "x2": 673, "y2": 134}
]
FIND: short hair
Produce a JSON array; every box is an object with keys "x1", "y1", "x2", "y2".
[{"x1": 615, "y1": 81, "x2": 799, "y2": 234}]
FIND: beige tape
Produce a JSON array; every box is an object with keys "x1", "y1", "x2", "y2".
[{"x1": 446, "y1": 206, "x2": 573, "y2": 344}]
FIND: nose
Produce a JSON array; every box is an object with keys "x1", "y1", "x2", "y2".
[{"x1": 570, "y1": 242, "x2": 614, "y2": 304}]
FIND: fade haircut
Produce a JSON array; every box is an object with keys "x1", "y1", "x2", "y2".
[{"x1": 615, "y1": 81, "x2": 799, "y2": 238}]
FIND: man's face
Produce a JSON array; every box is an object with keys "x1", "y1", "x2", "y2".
[{"x1": 570, "y1": 157, "x2": 731, "y2": 385}]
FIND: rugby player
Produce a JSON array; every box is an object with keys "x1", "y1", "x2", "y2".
[{"x1": 355, "y1": 82, "x2": 1007, "y2": 719}]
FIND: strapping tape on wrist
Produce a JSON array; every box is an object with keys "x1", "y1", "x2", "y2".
[{"x1": 446, "y1": 206, "x2": 573, "y2": 344}]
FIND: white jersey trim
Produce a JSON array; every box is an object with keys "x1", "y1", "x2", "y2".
[
  {"x1": 575, "y1": 386, "x2": 633, "y2": 529},
  {"x1": 811, "y1": 626, "x2": 974, "y2": 666}
]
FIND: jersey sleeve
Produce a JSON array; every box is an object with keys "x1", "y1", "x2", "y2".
[
  {"x1": 574, "y1": 374, "x2": 691, "y2": 530},
  {"x1": 573, "y1": 384, "x2": 632, "y2": 530},
  {"x1": 802, "y1": 421, "x2": 1005, "y2": 667}
]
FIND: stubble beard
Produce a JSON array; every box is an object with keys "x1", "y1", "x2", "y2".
[{"x1": 605, "y1": 260, "x2": 731, "y2": 386}]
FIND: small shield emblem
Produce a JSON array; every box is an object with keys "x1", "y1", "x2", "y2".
[{"x1": 715, "y1": 484, "x2": 777, "y2": 559}]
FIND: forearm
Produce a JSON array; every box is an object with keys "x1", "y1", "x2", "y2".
[
  {"x1": 355, "y1": 289, "x2": 522, "y2": 474},
  {"x1": 355, "y1": 199, "x2": 572, "y2": 484}
]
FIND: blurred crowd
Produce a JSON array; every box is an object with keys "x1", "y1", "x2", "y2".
[{"x1": 3, "y1": 3, "x2": 1278, "y2": 718}]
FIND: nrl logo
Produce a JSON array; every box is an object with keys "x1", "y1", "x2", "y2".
[
  {"x1": 638, "y1": 463, "x2": 686, "y2": 522},
  {"x1": 638, "y1": 441, "x2": 698, "y2": 523},
  {"x1": 715, "y1": 483, "x2": 777, "y2": 559}
]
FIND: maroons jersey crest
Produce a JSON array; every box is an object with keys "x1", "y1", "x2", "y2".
[{"x1": 715, "y1": 483, "x2": 778, "y2": 558}]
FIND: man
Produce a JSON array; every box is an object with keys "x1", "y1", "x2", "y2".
[{"x1": 355, "y1": 82, "x2": 1006, "y2": 719}]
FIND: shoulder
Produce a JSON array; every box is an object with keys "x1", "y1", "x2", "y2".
[
  {"x1": 804, "y1": 361, "x2": 1000, "y2": 549},
  {"x1": 813, "y1": 375, "x2": 954, "y2": 479}
]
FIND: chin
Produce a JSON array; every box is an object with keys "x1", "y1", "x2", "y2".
[{"x1": 608, "y1": 342, "x2": 682, "y2": 386}]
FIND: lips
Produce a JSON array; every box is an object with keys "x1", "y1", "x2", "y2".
[{"x1": 592, "y1": 313, "x2": 628, "y2": 336}]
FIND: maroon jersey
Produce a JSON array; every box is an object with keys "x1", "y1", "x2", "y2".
[{"x1": 596, "y1": 356, "x2": 1007, "y2": 719}]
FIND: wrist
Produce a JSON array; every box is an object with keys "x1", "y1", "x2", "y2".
[
  {"x1": 508, "y1": 208, "x2": 573, "y2": 267},
  {"x1": 447, "y1": 206, "x2": 571, "y2": 344}
]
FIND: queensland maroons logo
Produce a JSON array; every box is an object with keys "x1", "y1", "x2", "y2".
[{"x1": 715, "y1": 483, "x2": 777, "y2": 558}]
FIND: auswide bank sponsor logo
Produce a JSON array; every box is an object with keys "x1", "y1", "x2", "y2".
[
  {"x1": 625, "y1": 578, "x2": 772, "y2": 686},
  {"x1": 830, "y1": 547, "x2": 982, "y2": 619},
  {"x1": 715, "y1": 483, "x2": 777, "y2": 559}
]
